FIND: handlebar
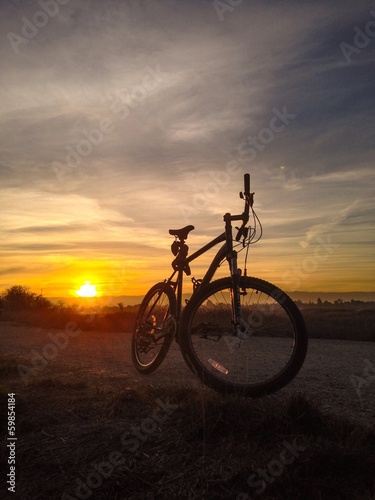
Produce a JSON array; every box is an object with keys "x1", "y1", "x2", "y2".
[
  {"x1": 244, "y1": 173, "x2": 250, "y2": 196},
  {"x1": 235, "y1": 173, "x2": 254, "y2": 241}
]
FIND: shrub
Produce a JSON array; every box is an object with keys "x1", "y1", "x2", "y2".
[{"x1": 0, "y1": 285, "x2": 54, "y2": 311}]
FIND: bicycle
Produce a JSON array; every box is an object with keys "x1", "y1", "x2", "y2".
[{"x1": 131, "y1": 174, "x2": 308, "y2": 397}]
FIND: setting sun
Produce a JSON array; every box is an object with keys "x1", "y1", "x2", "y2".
[{"x1": 76, "y1": 281, "x2": 98, "y2": 298}]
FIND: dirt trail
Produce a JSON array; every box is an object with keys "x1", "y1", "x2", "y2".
[{"x1": 1, "y1": 322, "x2": 374, "y2": 427}]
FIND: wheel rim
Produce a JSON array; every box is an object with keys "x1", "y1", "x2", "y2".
[
  {"x1": 187, "y1": 282, "x2": 302, "y2": 390},
  {"x1": 134, "y1": 290, "x2": 172, "y2": 367}
]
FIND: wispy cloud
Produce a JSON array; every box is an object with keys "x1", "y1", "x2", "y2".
[
  {"x1": 0, "y1": 0, "x2": 374, "y2": 295},
  {"x1": 308, "y1": 168, "x2": 375, "y2": 184}
]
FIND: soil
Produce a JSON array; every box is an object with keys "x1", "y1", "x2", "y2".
[{"x1": 1, "y1": 321, "x2": 374, "y2": 429}]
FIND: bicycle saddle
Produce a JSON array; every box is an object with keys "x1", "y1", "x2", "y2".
[{"x1": 169, "y1": 225, "x2": 195, "y2": 240}]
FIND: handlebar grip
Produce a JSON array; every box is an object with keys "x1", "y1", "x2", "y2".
[{"x1": 244, "y1": 173, "x2": 250, "y2": 195}]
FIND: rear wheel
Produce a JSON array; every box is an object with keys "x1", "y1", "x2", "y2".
[
  {"x1": 179, "y1": 277, "x2": 307, "y2": 397},
  {"x1": 132, "y1": 283, "x2": 176, "y2": 374}
]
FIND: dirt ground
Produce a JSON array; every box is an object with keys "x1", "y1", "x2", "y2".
[{"x1": 1, "y1": 321, "x2": 375, "y2": 428}]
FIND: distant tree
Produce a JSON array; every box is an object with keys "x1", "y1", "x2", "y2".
[
  {"x1": 33, "y1": 294, "x2": 54, "y2": 309},
  {"x1": 317, "y1": 297, "x2": 322, "y2": 305},
  {"x1": 0, "y1": 285, "x2": 53, "y2": 311}
]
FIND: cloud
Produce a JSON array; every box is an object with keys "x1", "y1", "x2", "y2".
[
  {"x1": 308, "y1": 168, "x2": 375, "y2": 184},
  {"x1": 0, "y1": 266, "x2": 26, "y2": 276},
  {"x1": 8, "y1": 223, "x2": 92, "y2": 234},
  {"x1": 0, "y1": 0, "x2": 374, "y2": 294}
]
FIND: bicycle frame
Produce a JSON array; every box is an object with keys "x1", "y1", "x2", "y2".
[
  {"x1": 165, "y1": 217, "x2": 248, "y2": 328},
  {"x1": 152, "y1": 174, "x2": 252, "y2": 340},
  {"x1": 146, "y1": 234, "x2": 228, "y2": 344}
]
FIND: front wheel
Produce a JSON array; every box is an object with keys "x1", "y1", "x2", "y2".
[
  {"x1": 132, "y1": 283, "x2": 176, "y2": 374},
  {"x1": 179, "y1": 277, "x2": 307, "y2": 397}
]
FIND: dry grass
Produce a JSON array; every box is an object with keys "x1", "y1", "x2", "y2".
[
  {"x1": 2, "y1": 303, "x2": 374, "y2": 341},
  {"x1": 302, "y1": 306, "x2": 375, "y2": 342},
  {"x1": 1, "y1": 308, "x2": 137, "y2": 332},
  {"x1": 1, "y1": 355, "x2": 374, "y2": 499}
]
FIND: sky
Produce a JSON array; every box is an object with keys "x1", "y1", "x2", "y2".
[{"x1": 0, "y1": 0, "x2": 374, "y2": 299}]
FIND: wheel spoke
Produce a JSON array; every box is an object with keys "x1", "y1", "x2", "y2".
[
  {"x1": 180, "y1": 277, "x2": 307, "y2": 397},
  {"x1": 131, "y1": 283, "x2": 176, "y2": 373}
]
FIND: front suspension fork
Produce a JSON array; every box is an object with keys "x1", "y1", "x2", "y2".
[
  {"x1": 224, "y1": 212, "x2": 248, "y2": 338},
  {"x1": 229, "y1": 250, "x2": 244, "y2": 336}
]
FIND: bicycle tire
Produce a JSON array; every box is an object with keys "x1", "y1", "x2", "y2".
[
  {"x1": 131, "y1": 282, "x2": 176, "y2": 374},
  {"x1": 179, "y1": 276, "x2": 307, "y2": 397}
]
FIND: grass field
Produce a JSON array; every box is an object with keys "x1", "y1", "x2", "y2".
[
  {"x1": 1, "y1": 317, "x2": 375, "y2": 499},
  {"x1": 300, "y1": 304, "x2": 375, "y2": 342},
  {"x1": 1, "y1": 288, "x2": 374, "y2": 498},
  {"x1": 1, "y1": 362, "x2": 375, "y2": 499}
]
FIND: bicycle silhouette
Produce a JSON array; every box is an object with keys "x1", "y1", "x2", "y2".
[{"x1": 132, "y1": 174, "x2": 307, "y2": 397}]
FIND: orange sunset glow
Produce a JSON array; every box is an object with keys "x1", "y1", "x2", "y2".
[{"x1": 0, "y1": 2, "x2": 374, "y2": 303}]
